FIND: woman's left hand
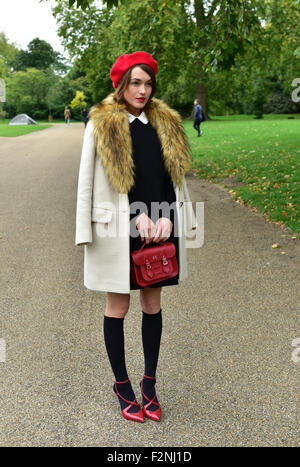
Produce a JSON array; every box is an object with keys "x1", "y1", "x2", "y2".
[{"x1": 153, "y1": 218, "x2": 173, "y2": 242}]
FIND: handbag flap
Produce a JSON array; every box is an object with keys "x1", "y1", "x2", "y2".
[{"x1": 131, "y1": 242, "x2": 176, "y2": 266}]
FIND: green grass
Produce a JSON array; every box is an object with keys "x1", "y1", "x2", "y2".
[
  {"x1": 184, "y1": 115, "x2": 300, "y2": 234},
  {"x1": 0, "y1": 119, "x2": 52, "y2": 137},
  {"x1": 210, "y1": 113, "x2": 300, "y2": 121}
]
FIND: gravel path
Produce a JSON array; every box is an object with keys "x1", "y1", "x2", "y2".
[{"x1": 0, "y1": 123, "x2": 299, "y2": 447}]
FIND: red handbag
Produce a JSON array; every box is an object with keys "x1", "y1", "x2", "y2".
[{"x1": 130, "y1": 241, "x2": 178, "y2": 287}]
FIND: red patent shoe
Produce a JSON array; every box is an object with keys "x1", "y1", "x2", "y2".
[
  {"x1": 113, "y1": 379, "x2": 144, "y2": 422},
  {"x1": 140, "y1": 375, "x2": 161, "y2": 421}
]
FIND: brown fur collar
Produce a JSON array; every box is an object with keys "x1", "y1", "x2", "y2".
[{"x1": 89, "y1": 93, "x2": 192, "y2": 194}]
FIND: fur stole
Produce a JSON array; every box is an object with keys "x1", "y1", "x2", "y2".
[{"x1": 89, "y1": 93, "x2": 192, "y2": 194}]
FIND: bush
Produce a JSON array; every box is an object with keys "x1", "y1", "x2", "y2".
[
  {"x1": 0, "y1": 105, "x2": 8, "y2": 119},
  {"x1": 68, "y1": 106, "x2": 85, "y2": 121},
  {"x1": 264, "y1": 92, "x2": 296, "y2": 114},
  {"x1": 31, "y1": 108, "x2": 48, "y2": 119}
]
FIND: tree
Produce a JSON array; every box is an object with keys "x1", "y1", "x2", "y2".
[
  {"x1": 42, "y1": 0, "x2": 120, "y2": 8},
  {"x1": 44, "y1": 66, "x2": 92, "y2": 120},
  {"x1": 46, "y1": 0, "x2": 299, "y2": 116},
  {"x1": 70, "y1": 90, "x2": 87, "y2": 108},
  {"x1": 12, "y1": 38, "x2": 67, "y2": 73},
  {"x1": 0, "y1": 32, "x2": 19, "y2": 78},
  {"x1": 69, "y1": 89, "x2": 87, "y2": 119},
  {"x1": 52, "y1": 0, "x2": 194, "y2": 104},
  {"x1": 212, "y1": 0, "x2": 300, "y2": 115},
  {"x1": 5, "y1": 67, "x2": 49, "y2": 118},
  {"x1": 50, "y1": 0, "x2": 262, "y2": 116},
  {"x1": 262, "y1": 0, "x2": 300, "y2": 97}
]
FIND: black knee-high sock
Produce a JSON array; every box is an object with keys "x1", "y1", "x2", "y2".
[
  {"x1": 141, "y1": 309, "x2": 162, "y2": 410},
  {"x1": 104, "y1": 315, "x2": 139, "y2": 412},
  {"x1": 142, "y1": 309, "x2": 162, "y2": 377},
  {"x1": 103, "y1": 315, "x2": 128, "y2": 381}
]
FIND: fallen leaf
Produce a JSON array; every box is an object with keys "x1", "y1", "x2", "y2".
[{"x1": 272, "y1": 243, "x2": 280, "y2": 248}]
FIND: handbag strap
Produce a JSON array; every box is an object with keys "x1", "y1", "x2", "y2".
[{"x1": 138, "y1": 241, "x2": 165, "y2": 252}]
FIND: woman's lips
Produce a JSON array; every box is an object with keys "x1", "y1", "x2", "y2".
[{"x1": 136, "y1": 98, "x2": 145, "y2": 102}]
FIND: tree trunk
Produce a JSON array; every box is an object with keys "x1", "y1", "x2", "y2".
[
  {"x1": 195, "y1": 76, "x2": 208, "y2": 118},
  {"x1": 193, "y1": 0, "x2": 209, "y2": 118}
]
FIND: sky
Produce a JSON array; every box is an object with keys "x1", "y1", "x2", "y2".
[{"x1": 0, "y1": 0, "x2": 69, "y2": 58}]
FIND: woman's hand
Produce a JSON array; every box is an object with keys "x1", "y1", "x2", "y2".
[
  {"x1": 135, "y1": 213, "x2": 156, "y2": 244},
  {"x1": 153, "y1": 218, "x2": 173, "y2": 243}
]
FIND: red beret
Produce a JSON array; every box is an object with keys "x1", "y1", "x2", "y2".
[{"x1": 110, "y1": 51, "x2": 158, "y2": 88}]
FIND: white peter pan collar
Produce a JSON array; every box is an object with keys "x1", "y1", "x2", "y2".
[{"x1": 128, "y1": 111, "x2": 148, "y2": 124}]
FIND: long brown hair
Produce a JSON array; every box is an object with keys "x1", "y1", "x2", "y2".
[{"x1": 113, "y1": 63, "x2": 157, "y2": 109}]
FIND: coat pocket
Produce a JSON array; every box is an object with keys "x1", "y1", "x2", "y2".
[{"x1": 91, "y1": 207, "x2": 113, "y2": 223}]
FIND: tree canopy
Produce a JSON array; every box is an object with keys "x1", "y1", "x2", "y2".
[
  {"x1": 2, "y1": 0, "x2": 299, "y2": 119},
  {"x1": 48, "y1": 0, "x2": 299, "y2": 116}
]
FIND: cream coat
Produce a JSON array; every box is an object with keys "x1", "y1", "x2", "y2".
[{"x1": 75, "y1": 119, "x2": 197, "y2": 293}]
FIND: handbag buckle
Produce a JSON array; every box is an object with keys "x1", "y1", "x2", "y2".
[
  {"x1": 162, "y1": 255, "x2": 168, "y2": 266},
  {"x1": 145, "y1": 259, "x2": 151, "y2": 270}
]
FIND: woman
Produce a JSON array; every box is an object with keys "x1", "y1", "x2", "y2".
[
  {"x1": 193, "y1": 98, "x2": 204, "y2": 137},
  {"x1": 64, "y1": 106, "x2": 71, "y2": 125},
  {"x1": 75, "y1": 51, "x2": 197, "y2": 422},
  {"x1": 82, "y1": 107, "x2": 88, "y2": 127}
]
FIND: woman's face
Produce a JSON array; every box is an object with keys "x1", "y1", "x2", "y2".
[{"x1": 123, "y1": 66, "x2": 153, "y2": 116}]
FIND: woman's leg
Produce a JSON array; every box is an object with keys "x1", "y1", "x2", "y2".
[
  {"x1": 104, "y1": 292, "x2": 141, "y2": 414},
  {"x1": 140, "y1": 287, "x2": 162, "y2": 375},
  {"x1": 193, "y1": 119, "x2": 201, "y2": 136},
  {"x1": 139, "y1": 287, "x2": 162, "y2": 414},
  {"x1": 140, "y1": 286, "x2": 161, "y2": 315},
  {"x1": 104, "y1": 292, "x2": 130, "y2": 380},
  {"x1": 105, "y1": 291, "x2": 130, "y2": 318}
]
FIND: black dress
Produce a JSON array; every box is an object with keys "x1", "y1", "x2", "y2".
[{"x1": 128, "y1": 118, "x2": 180, "y2": 290}]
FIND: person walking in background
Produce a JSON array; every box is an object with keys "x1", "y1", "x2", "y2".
[
  {"x1": 64, "y1": 106, "x2": 71, "y2": 125},
  {"x1": 75, "y1": 51, "x2": 197, "y2": 423},
  {"x1": 193, "y1": 98, "x2": 204, "y2": 137},
  {"x1": 82, "y1": 107, "x2": 88, "y2": 127}
]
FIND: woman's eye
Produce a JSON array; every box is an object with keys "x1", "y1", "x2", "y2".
[{"x1": 131, "y1": 82, "x2": 152, "y2": 86}]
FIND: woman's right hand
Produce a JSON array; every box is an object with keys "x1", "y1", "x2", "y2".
[{"x1": 135, "y1": 213, "x2": 156, "y2": 244}]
